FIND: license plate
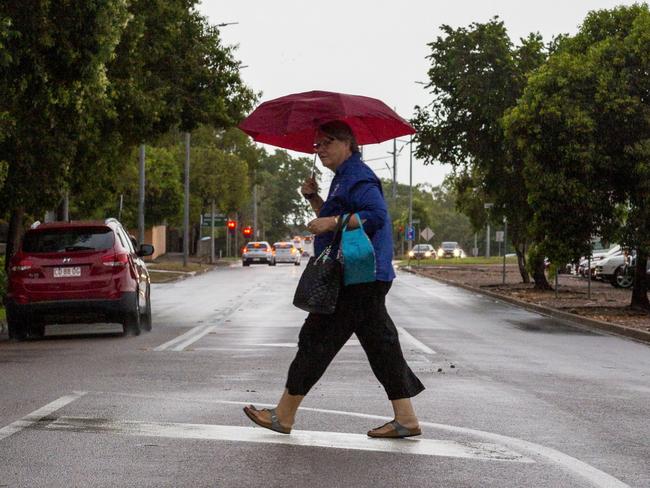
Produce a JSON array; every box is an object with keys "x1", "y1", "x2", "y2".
[{"x1": 53, "y1": 267, "x2": 81, "y2": 278}]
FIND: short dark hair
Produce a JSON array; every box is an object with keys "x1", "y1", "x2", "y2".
[{"x1": 318, "y1": 120, "x2": 360, "y2": 153}]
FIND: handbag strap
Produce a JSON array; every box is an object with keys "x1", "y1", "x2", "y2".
[
  {"x1": 315, "y1": 213, "x2": 353, "y2": 263},
  {"x1": 342, "y1": 213, "x2": 362, "y2": 232}
]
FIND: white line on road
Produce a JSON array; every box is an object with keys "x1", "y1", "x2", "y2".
[
  {"x1": 0, "y1": 391, "x2": 87, "y2": 442},
  {"x1": 397, "y1": 326, "x2": 436, "y2": 355},
  {"x1": 153, "y1": 324, "x2": 215, "y2": 352},
  {"x1": 97, "y1": 392, "x2": 626, "y2": 488},
  {"x1": 154, "y1": 287, "x2": 258, "y2": 352},
  {"x1": 46, "y1": 416, "x2": 532, "y2": 463}
]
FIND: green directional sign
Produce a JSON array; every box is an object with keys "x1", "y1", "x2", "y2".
[{"x1": 202, "y1": 214, "x2": 227, "y2": 226}]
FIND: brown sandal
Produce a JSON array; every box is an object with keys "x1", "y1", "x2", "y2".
[
  {"x1": 243, "y1": 405, "x2": 292, "y2": 434},
  {"x1": 367, "y1": 420, "x2": 421, "y2": 438}
]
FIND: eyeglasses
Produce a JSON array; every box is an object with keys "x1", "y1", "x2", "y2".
[{"x1": 313, "y1": 137, "x2": 335, "y2": 150}]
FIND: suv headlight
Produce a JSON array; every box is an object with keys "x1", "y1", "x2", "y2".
[
  {"x1": 408, "y1": 251, "x2": 414, "y2": 257},
  {"x1": 425, "y1": 251, "x2": 432, "y2": 257}
]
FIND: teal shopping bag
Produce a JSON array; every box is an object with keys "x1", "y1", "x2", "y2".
[{"x1": 341, "y1": 213, "x2": 376, "y2": 285}]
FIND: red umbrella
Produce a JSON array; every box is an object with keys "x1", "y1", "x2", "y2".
[{"x1": 239, "y1": 90, "x2": 416, "y2": 153}]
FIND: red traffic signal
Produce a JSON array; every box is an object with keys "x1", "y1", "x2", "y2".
[
  {"x1": 227, "y1": 220, "x2": 237, "y2": 230},
  {"x1": 243, "y1": 226, "x2": 253, "y2": 237}
]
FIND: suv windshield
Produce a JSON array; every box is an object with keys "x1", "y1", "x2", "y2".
[
  {"x1": 23, "y1": 227, "x2": 114, "y2": 253},
  {"x1": 441, "y1": 242, "x2": 458, "y2": 248},
  {"x1": 413, "y1": 245, "x2": 430, "y2": 251},
  {"x1": 274, "y1": 243, "x2": 292, "y2": 249}
]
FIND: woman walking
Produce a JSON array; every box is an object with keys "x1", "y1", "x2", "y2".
[{"x1": 244, "y1": 120, "x2": 424, "y2": 438}]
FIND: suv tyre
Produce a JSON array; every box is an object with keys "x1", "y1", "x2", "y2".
[
  {"x1": 122, "y1": 293, "x2": 142, "y2": 336},
  {"x1": 7, "y1": 315, "x2": 28, "y2": 341},
  {"x1": 141, "y1": 286, "x2": 152, "y2": 332}
]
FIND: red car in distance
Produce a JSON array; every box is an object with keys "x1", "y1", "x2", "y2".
[{"x1": 5, "y1": 218, "x2": 154, "y2": 340}]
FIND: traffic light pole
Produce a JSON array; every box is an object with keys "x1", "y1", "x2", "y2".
[
  {"x1": 226, "y1": 227, "x2": 230, "y2": 257},
  {"x1": 234, "y1": 212, "x2": 239, "y2": 258}
]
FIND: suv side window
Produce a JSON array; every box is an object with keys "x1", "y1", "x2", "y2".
[{"x1": 117, "y1": 226, "x2": 135, "y2": 254}]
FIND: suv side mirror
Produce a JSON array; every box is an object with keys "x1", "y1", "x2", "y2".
[{"x1": 138, "y1": 244, "x2": 154, "y2": 257}]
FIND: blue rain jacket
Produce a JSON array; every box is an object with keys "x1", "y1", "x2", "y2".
[{"x1": 314, "y1": 152, "x2": 396, "y2": 282}]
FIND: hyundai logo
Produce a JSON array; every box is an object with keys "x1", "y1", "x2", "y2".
[{"x1": 63, "y1": 257, "x2": 71, "y2": 264}]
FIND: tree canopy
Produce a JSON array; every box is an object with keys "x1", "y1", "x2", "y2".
[
  {"x1": 504, "y1": 4, "x2": 650, "y2": 308},
  {"x1": 412, "y1": 18, "x2": 548, "y2": 285}
]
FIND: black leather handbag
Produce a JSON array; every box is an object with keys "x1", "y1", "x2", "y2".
[{"x1": 292, "y1": 216, "x2": 350, "y2": 315}]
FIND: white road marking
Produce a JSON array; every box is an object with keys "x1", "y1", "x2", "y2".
[
  {"x1": 46, "y1": 416, "x2": 532, "y2": 463},
  {"x1": 97, "y1": 392, "x2": 626, "y2": 488},
  {"x1": 155, "y1": 288, "x2": 257, "y2": 352},
  {"x1": 397, "y1": 326, "x2": 436, "y2": 355},
  {"x1": 0, "y1": 391, "x2": 87, "y2": 442},
  {"x1": 154, "y1": 324, "x2": 224, "y2": 351}
]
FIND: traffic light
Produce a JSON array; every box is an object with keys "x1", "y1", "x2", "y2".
[
  {"x1": 227, "y1": 220, "x2": 237, "y2": 235},
  {"x1": 243, "y1": 226, "x2": 253, "y2": 238}
]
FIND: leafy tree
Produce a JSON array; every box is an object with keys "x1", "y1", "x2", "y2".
[
  {"x1": 69, "y1": 0, "x2": 256, "y2": 222},
  {"x1": 254, "y1": 150, "x2": 313, "y2": 244},
  {"x1": 412, "y1": 18, "x2": 549, "y2": 287},
  {"x1": 505, "y1": 4, "x2": 650, "y2": 308},
  {"x1": 0, "y1": 1, "x2": 131, "y2": 268},
  {"x1": 381, "y1": 177, "x2": 474, "y2": 256}
]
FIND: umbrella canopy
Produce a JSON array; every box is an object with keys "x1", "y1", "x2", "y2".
[{"x1": 239, "y1": 90, "x2": 416, "y2": 153}]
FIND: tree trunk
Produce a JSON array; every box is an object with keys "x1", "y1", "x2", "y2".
[
  {"x1": 531, "y1": 253, "x2": 552, "y2": 290},
  {"x1": 5, "y1": 207, "x2": 25, "y2": 272},
  {"x1": 630, "y1": 249, "x2": 650, "y2": 310},
  {"x1": 192, "y1": 223, "x2": 200, "y2": 256},
  {"x1": 515, "y1": 242, "x2": 529, "y2": 283}
]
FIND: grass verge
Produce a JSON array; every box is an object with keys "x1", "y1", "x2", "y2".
[{"x1": 397, "y1": 256, "x2": 519, "y2": 266}]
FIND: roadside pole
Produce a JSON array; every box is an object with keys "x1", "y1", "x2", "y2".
[
  {"x1": 587, "y1": 255, "x2": 591, "y2": 300},
  {"x1": 392, "y1": 138, "x2": 397, "y2": 199},
  {"x1": 183, "y1": 132, "x2": 190, "y2": 267},
  {"x1": 408, "y1": 135, "x2": 413, "y2": 253},
  {"x1": 234, "y1": 212, "x2": 239, "y2": 259},
  {"x1": 62, "y1": 191, "x2": 69, "y2": 222},
  {"x1": 502, "y1": 217, "x2": 508, "y2": 285},
  {"x1": 210, "y1": 200, "x2": 215, "y2": 264},
  {"x1": 226, "y1": 228, "x2": 230, "y2": 258},
  {"x1": 138, "y1": 144, "x2": 145, "y2": 246}
]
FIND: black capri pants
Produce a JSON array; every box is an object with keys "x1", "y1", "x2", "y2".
[{"x1": 286, "y1": 280, "x2": 425, "y2": 400}]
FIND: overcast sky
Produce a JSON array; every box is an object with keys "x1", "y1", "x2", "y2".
[{"x1": 198, "y1": 0, "x2": 639, "y2": 189}]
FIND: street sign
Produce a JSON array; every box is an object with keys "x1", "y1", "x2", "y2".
[
  {"x1": 495, "y1": 231, "x2": 505, "y2": 242},
  {"x1": 420, "y1": 227, "x2": 434, "y2": 241},
  {"x1": 411, "y1": 219, "x2": 421, "y2": 225},
  {"x1": 406, "y1": 226, "x2": 415, "y2": 241},
  {"x1": 202, "y1": 214, "x2": 227, "y2": 226}
]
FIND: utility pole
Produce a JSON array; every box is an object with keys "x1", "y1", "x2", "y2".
[
  {"x1": 138, "y1": 144, "x2": 145, "y2": 246},
  {"x1": 392, "y1": 138, "x2": 397, "y2": 199},
  {"x1": 253, "y1": 177, "x2": 258, "y2": 238},
  {"x1": 234, "y1": 212, "x2": 239, "y2": 258},
  {"x1": 183, "y1": 132, "x2": 190, "y2": 267},
  {"x1": 408, "y1": 135, "x2": 413, "y2": 252},
  {"x1": 502, "y1": 217, "x2": 508, "y2": 284},
  {"x1": 62, "y1": 191, "x2": 69, "y2": 222}
]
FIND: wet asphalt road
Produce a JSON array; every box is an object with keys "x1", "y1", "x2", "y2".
[{"x1": 0, "y1": 263, "x2": 649, "y2": 488}]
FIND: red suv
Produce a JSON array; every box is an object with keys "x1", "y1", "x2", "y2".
[{"x1": 5, "y1": 218, "x2": 154, "y2": 340}]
